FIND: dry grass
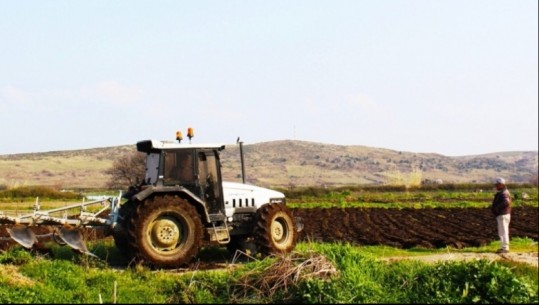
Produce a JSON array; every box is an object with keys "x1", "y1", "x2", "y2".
[
  {"x1": 0, "y1": 265, "x2": 35, "y2": 287},
  {"x1": 231, "y1": 251, "x2": 337, "y2": 302}
]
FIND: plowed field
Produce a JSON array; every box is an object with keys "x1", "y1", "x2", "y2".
[
  {"x1": 292, "y1": 206, "x2": 539, "y2": 249},
  {"x1": 1, "y1": 206, "x2": 537, "y2": 254}
]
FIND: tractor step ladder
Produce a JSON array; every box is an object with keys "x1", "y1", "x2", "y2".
[{"x1": 208, "y1": 213, "x2": 230, "y2": 244}]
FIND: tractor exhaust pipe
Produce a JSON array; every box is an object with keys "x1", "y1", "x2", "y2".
[
  {"x1": 239, "y1": 140, "x2": 246, "y2": 184},
  {"x1": 237, "y1": 137, "x2": 246, "y2": 184}
]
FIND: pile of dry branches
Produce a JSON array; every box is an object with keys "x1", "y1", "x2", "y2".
[{"x1": 231, "y1": 250, "x2": 337, "y2": 302}]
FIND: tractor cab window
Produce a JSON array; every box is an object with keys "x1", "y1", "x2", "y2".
[
  {"x1": 145, "y1": 153, "x2": 160, "y2": 185},
  {"x1": 163, "y1": 151, "x2": 195, "y2": 184}
]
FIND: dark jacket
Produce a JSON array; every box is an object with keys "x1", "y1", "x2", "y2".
[{"x1": 491, "y1": 188, "x2": 511, "y2": 216}]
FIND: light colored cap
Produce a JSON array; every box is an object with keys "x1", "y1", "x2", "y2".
[{"x1": 495, "y1": 177, "x2": 506, "y2": 185}]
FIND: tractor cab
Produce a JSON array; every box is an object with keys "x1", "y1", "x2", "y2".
[{"x1": 136, "y1": 140, "x2": 226, "y2": 214}]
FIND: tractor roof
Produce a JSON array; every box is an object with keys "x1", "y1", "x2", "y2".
[{"x1": 137, "y1": 140, "x2": 225, "y2": 153}]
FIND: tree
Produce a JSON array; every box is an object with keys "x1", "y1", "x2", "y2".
[{"x1": 105, "y1": 151, "x2": 146, "y2": 189}]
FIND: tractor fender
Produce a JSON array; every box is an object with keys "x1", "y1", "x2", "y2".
[{"x1": 133, "y1": 185, "x2": 211, "y2": 223}]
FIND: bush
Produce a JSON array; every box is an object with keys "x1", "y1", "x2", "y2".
[
  {"x1": 396, "y1": 260, "x2": 538, "y2": 303},
  {"x1": 0, "y1": 186, "x2": 81, "y2": 200},
  {"x1": 0, "y1": 248, "x2": 33, "y2": 265}
]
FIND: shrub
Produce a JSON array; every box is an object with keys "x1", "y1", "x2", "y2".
[
  {"x1": 397, "y1": 260, "x2": 538, "y2": 303},
  {"x1": 0, "y1": 186, "x2": 81, "y2": 200}
]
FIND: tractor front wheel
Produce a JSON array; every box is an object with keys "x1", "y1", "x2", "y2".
[{"x1": 254, "y1": 203, "x2": 297, "y2": 256}]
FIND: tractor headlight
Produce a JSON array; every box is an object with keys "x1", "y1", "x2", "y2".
[{"x1": 270, "y1": 197, "x2": 286, "y2": 205}]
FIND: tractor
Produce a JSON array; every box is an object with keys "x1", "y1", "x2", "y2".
[
  {"x1": 111, "y1": 131, "x2": 303, "y2": 268},
  {"x1": 0, "y1": 130, "x2": 302, "y2": 269}
]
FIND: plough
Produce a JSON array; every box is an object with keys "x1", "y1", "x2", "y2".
[{"x1": 0, "y1": 192, "x2": 122, "y2": 257}]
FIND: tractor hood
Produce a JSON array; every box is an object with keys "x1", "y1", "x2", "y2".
[{"x1": 222, "y1": 181, "x2": 286, "y2": 208}]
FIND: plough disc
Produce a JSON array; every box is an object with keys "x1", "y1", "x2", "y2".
[
  {"x1": 6, "y1": 226, "x2": 39, "y2": 249},
  {"x1": 56, "y1": 226, "x2": 97, "y2": 258}
]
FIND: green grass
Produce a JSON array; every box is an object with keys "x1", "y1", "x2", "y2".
[
  {"x1": 354, "y1": 236, "x2": 539, "y2": 258},
  {"x1": 0, "y1": 239, "x2": 537, "y2": 304},
  {"x1": 0, "y1": 185, "x2": 536, "y2": 303},
  {"x1": 288, "y1": 199, "x2": 538, "y2": 209},
  {"x1": 287, "y1": 186, "x2": 538, "y2": 209}
]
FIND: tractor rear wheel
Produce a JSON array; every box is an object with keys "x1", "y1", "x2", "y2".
[
  {"x1": 127, "y1": 195, "x2": 203, "y2": 268},
  {"x1": 254, "y1": 203, "x2": 297, "y2": 256}
]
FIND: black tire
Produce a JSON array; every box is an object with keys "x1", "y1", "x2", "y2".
[
  {"x1": 127, "y1": 195, "x2": 203, "y2": 268},
  {"x1": 112, "y1": 200, "x2": 137, "y2": 257},
  {"x1": 254, "y1": 203, "x2": 297, "y2": 256},
  {"x1": 226, "y1": 235, "x2": 258, "y2": 257}
]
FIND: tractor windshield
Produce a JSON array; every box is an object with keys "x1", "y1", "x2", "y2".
[{"x1": 163, "y1": 150, "x2": 195, "y2": 184}]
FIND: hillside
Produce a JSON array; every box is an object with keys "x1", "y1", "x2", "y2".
[{"x1": 0, "y1": 140, "x2": 537, "y2": 189}]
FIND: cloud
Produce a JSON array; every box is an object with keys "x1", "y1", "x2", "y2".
[
  {"x1": 345, "y1": 93, "x2": 389, "y2": 116},
  {"x1": 0, "y1": 85, "x2": 65, "y2": 112},
  {"x1": 92, "y1": 81, "x2": 144, "y2": 104},
  {"x1": 0, "y1": 81, "x2": 144, "y2": 111},
  {"x1": 301, "y1": 97, "x2": 322, "y2": 114},
  {"x1": 0, "y1": 85, "x2": 32, "y2": 104}
]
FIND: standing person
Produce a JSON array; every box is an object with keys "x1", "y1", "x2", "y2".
[{"x1": 491, "y1": 177, "x2": 512, "y2": 253}]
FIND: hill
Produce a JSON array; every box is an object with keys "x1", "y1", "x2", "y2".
[{"x1": 0, "y1": 140, "x2": 537, "y2": 189}]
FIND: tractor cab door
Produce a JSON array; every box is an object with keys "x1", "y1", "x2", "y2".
[{"x1": 197, "y1": 150, "x2": 224, "y2": 214}]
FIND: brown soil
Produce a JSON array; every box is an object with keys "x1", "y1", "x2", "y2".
[
  {"x1": 292, "y1": 205, "x2": 539, "y2": 267},
  {"x1": 292, "y1": 206, "x2": 538, "y2": 249}
]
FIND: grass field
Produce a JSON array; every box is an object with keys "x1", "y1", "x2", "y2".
[
  {"x1": 0, "y1": 239, "x2": 537, "y2": 304},
  {"x1": 0, "y1": 184, "x2": 537, "y2": 303}
]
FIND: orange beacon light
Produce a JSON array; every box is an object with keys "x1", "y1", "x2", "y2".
[
  {"x1": 176, "y1": 131, "x2": 183, "y2": 143},
  {"x1": 187, "y1": 127, "x2": 194, "y2": 141}
]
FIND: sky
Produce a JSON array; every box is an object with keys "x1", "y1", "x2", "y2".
[{"x1": 0, "y1": 0, "x2": 537, "y2": 156}]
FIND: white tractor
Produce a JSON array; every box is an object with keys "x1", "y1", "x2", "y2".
[{"x1": 0, "y1": 129, "x2": 302, "y2": 269}]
